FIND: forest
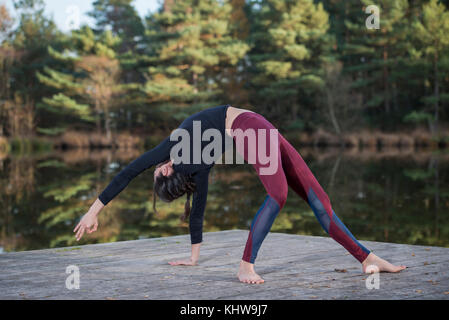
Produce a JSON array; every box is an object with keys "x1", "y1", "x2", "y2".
[
  {"x1": 1, "y1": 0, "x2": 449, "y2": 151},
  {"x1": 1, "y1": 1, "x2": 448, "y2": 253}
]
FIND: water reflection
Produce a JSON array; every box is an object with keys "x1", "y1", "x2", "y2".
[{"x1": 0, "y1": 147, "x2": 448, "y2": 252}]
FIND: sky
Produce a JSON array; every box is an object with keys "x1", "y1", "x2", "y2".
[{"x1": 2, "y1": 0, "x2": 162, "y2": 32}]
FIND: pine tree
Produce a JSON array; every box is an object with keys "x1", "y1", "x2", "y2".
[
  {"x1": 142, "y1": 0, "x2": 250, "y2": 120},
  {"x1": 320, "y1": 61, "x2": 364, "y2": 135},
  {"x1": 221, "y1": 0, "x2": 251, "y2": 105},
  {"x1": 410, "y1": 0, "x2": 449, "y2": 135},
  {"x1": 339, "y1": 0, "x2": 409, "y2": 130},
  {"x1": 37, "y1": 26, "x2": 124, "y2": 140},
  {"x1": 0, "y1": 4, "x2": 15, "y2": 136},
  {"x1": 246, "y1": 0, "x2": 331, "y2": 128},
  {"x1": 2, "y1": 0, "x2": 61, "y2": 136},
  {"x1": 88, "y1": 0, "x2": 144, "y2": 54}
]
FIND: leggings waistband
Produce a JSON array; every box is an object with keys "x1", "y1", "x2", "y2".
[{"x1": 231, "y1": 111, "x2": 271, "y2": 132}]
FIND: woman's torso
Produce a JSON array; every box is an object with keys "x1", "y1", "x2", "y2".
[
  {"x1": 172, "y1": 104, "x2": 248, "y2": 175},
  {"x1": 225, "y1": 106, "x2": 255, "y2": 137}
]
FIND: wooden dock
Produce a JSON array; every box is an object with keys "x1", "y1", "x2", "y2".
[{"x1": 0, "y1": 230, "x2": 448, "y2": 300}]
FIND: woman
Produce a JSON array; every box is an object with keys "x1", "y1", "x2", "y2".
[{"x1": 74, "y1": 104, "x2": 406, "y2": 284}]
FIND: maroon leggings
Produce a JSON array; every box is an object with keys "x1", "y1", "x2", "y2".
[{"x1": 231, "y1": 112, "x2": 370, "y2": 264}]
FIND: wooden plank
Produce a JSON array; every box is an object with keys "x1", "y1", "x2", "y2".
[{"x1": 0, "y1": 230, "x2": 448, "y2": 300}]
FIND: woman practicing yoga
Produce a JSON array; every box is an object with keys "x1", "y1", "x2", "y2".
[{"x1": 74, "y1": 104, "x2": 406, "y2": 284}]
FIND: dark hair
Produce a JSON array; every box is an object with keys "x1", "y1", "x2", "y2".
[{"x1": 153, "y1": 161, "x2": 196, "y2": 222}]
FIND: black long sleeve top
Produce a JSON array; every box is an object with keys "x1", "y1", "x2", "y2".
[{"x1": 98, "y1": 104, "x2": 232, "y2": 244}]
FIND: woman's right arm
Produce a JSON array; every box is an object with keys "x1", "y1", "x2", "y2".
[
  {"x1": 98, "y1": 136, "x2": 174, "y2": 206},
  {"x1": 74, "y1": 136, "x2": 174, "y2": 241},
  {"x1": 74, "y1": 198, "x2": 104, "y2": 241}
]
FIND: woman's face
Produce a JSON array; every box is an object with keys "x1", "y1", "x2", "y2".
[{"x1": 154, "y1": 160, "x2": 174, "y2": 180}]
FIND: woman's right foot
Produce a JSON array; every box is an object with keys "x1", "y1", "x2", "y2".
[
  {"x1": 362, "y1": 253, "x2": 406, "y2": 273},
  {"x1": 237, "y1": 260, "x2": 265, "y2": 284}
]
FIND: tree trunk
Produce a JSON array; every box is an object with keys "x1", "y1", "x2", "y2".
[
  {"x1": 383, "y1": 46, "x2": 390, "y2": 115},
  {"x1": 95, "y1": 101, "x2": 101, "y2": 135},
  {"x1": 434, "y1": 157, "x2": 439, "y2": 238},
  {"x1": 127, "y1": 109, "x2": 132, "y2": 130},
  {"x1": 193, "y1": 72, "x2": 198, "y2": 93},
  {"x1": 328, "y1": 153, "x2": 342, "y2": 189},
  {"x1": 291, "y1": 102, "x2": 297, "y2": 122},
  {"x1": 104, "y1": 107, "x2": 112, "y2": 144},
  {"x1": 392, "y1": 82, "x2": 399, "y2": 112},
  {"x1": 433, "y1": 53, "x2": 439, "y2": 136},
  {"x1": 327, "y1": 90, "x2": 341, "y2": 135},
  {"x1": 191, "y1": 71, "x2": 198, "y2": 105}
]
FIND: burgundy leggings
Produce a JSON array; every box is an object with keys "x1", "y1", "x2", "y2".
[{"x1": 231, "y1": 112, "x2": 370, "y2": 264}]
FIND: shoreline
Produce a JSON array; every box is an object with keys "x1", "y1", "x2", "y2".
[{"x1": 1, "y1": 128, "x2": 449, "y2": 155}]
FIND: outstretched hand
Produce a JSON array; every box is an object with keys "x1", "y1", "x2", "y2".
[{"x1": 73, "y1": 212, "x2": 98, "y2": 241}]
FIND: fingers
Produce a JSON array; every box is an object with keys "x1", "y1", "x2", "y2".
[
  {"x1": 74, "y1": 221, "x2": 98, "y2": 241},
  {"x1": 75, "y1": 225, "x2": 81, "y2": 238},
  {"x1": 76, "y1": 227, "x2": 83, "y2": 241},
  {"x1": 86, "y1": 222, "x2": 99, "y2": 234},
  {"x1": 75, "y1": 225, "x2": 85, "y2": 241}
]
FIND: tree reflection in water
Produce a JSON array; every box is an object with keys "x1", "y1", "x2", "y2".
[{"x1": 0, "y1": 147, "x2": 448, "y2": 252}]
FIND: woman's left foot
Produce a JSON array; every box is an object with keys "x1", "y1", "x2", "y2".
[
  {"x1": 362, "y1": 253, "x2": 406, "y2": 273},
  {"x1": 237, "y1": 260, "x2": 265, "y2": 284}
]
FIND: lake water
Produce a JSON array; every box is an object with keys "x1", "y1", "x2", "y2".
[{"x1": 0, "y1": 146, "x2": 448, "y2": 253}]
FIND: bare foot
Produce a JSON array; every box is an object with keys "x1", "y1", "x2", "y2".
[
  {"x1": 237, "y1": 260, "x2": 265, "y2": 284},
  {"x1": 362, "y1": 253, "x2": 406, "y2": 273}
]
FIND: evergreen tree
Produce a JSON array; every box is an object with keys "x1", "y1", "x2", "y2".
[
  {"x1": 88, "y1": 0, "x2": 144, "y2": 54},
  {"x1": 339, "y1": 0, "x2": 409, "y2": 129},
  {"x1": 410, "y1": 0, "x2": 449, "y2": 135},
  {"x1": 142, "y1": 0, "x2": 250, "y2": 121},
  {"x1": 246, "y1": 0, "x2": 332, "y2": 128},
  {"x1": 1, "y1": 0, "x2": 61, "y2": 136},
  {"x1": 0, "y1": 4, "x2": 15, "y2": 136},
  {"x1": 37, "y1": 26, "x2": 124, "y2": 140},
  {"x1": 320, "y1": 61, "x2": 364, "y2": 135},
  {"x1": 221, "y1": 0, "x2": 251, "y2": 106}
]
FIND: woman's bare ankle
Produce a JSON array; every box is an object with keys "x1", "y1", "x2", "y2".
[
  {"x1": 240, "y1": 259, "x2": 255, "y2": 270},
  {"x1": 237, "y1": 260, "x2": 264, "y2": 284},
  {"x1": 362, "y1": 252, "x2": 374, "y2": 265},
  {"x1": 361, "y1": 252, "x2": 406, "y2": 273}
]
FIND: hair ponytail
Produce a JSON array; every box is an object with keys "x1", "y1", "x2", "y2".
[
  {"x1": 153, "y1": 191, "x2": 159, "y2": 215},
  {"x1": 153, "y1": 166, "x2": 196, "y2": 222},
  {"x1": 180, "y1": 191, "x2": 192, "y2": 222}
]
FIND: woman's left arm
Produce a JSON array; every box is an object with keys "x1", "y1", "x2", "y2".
[{"x1": 168, "y1": 168, "x2": 211, "y2": 266}]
